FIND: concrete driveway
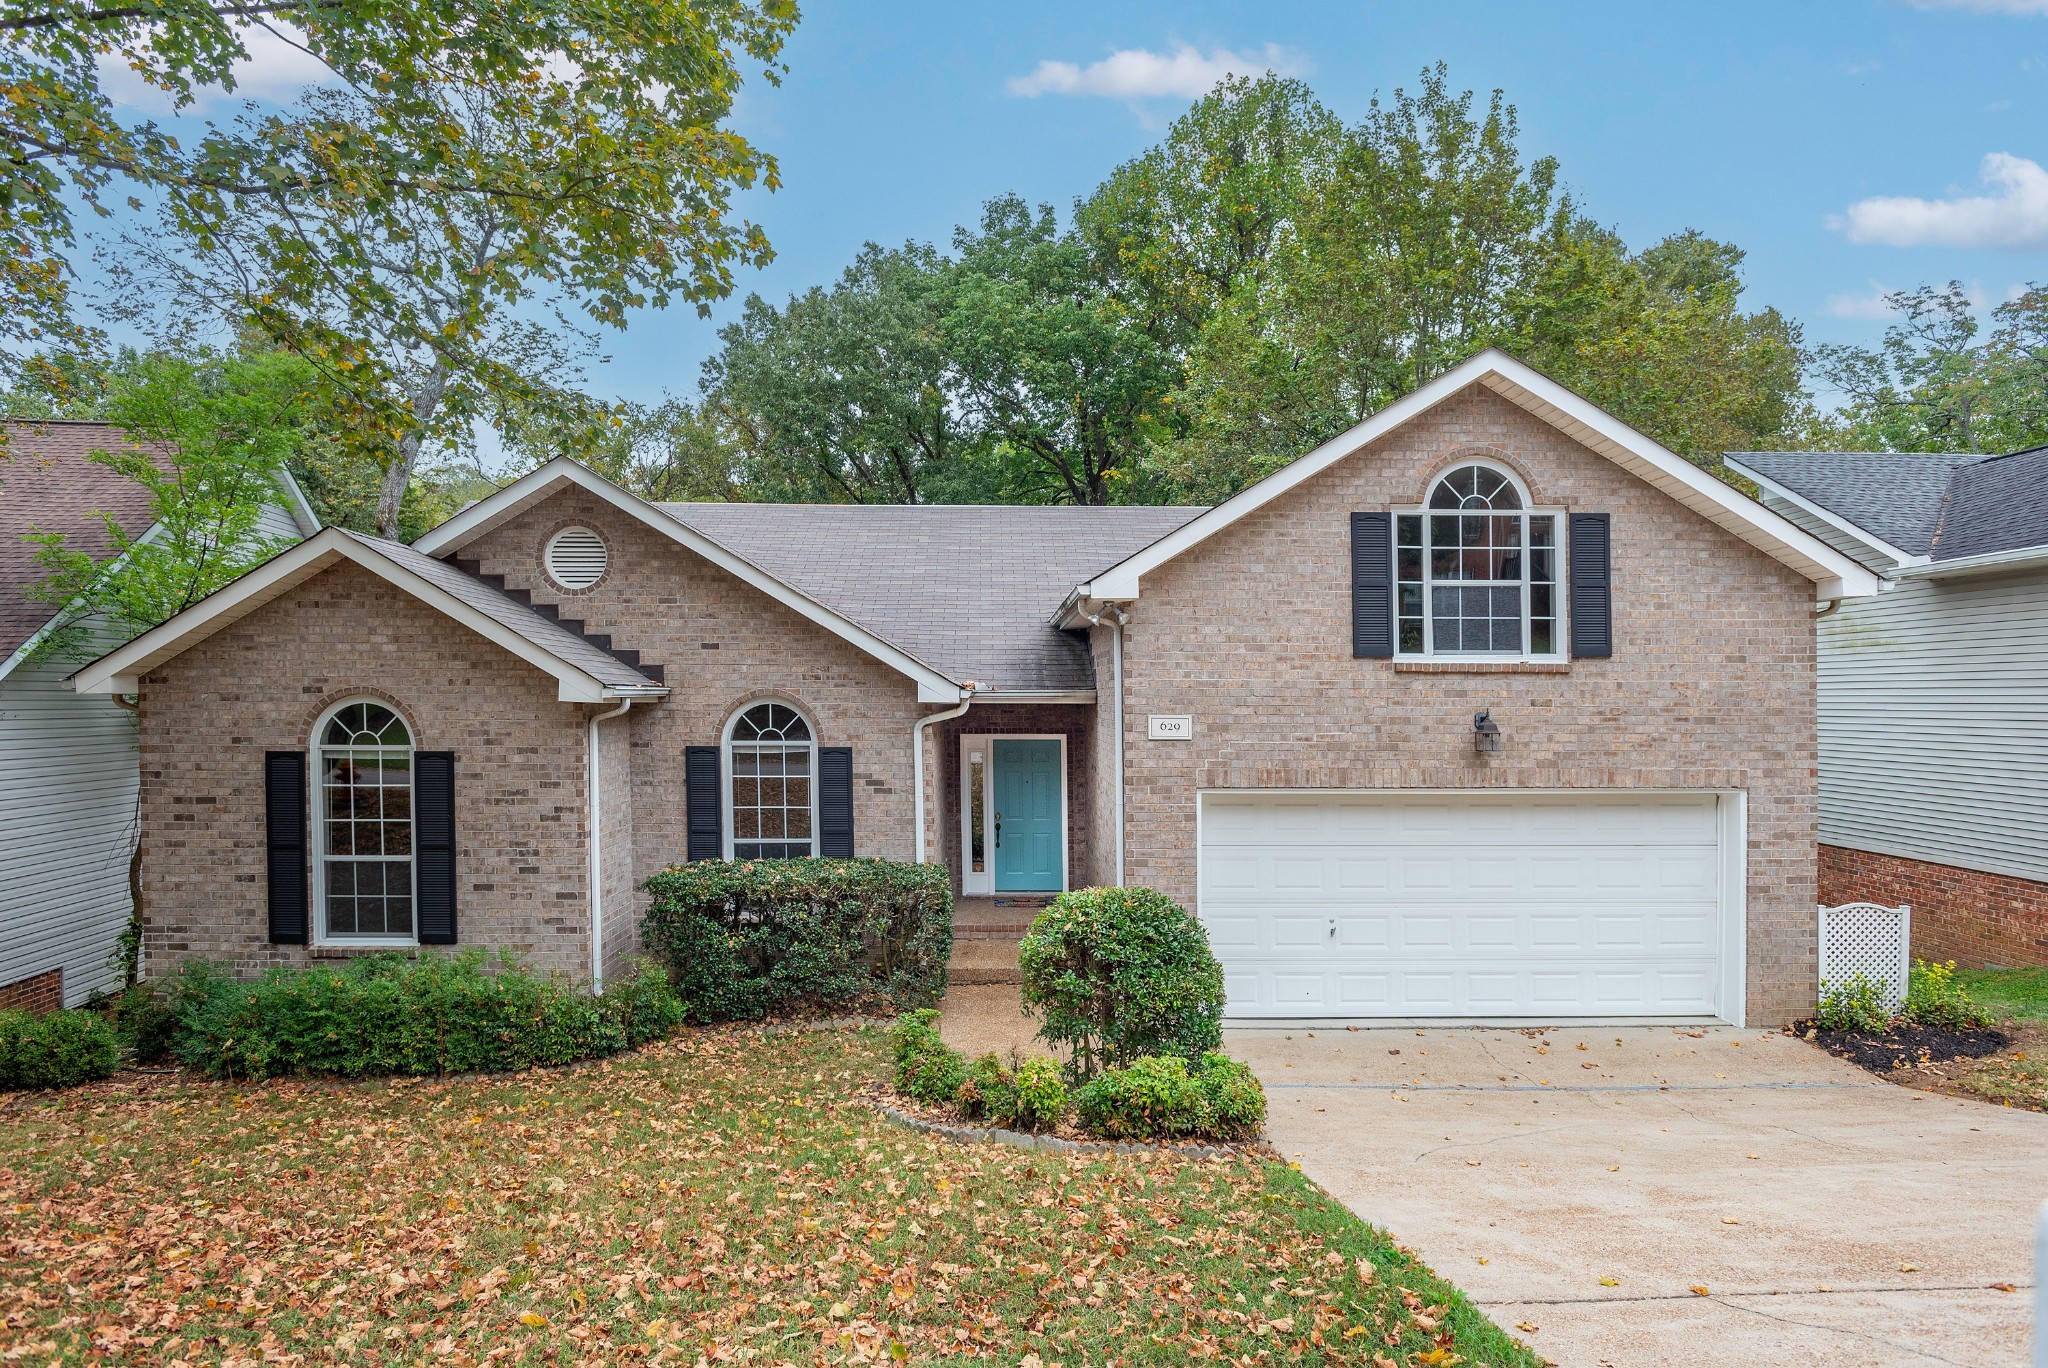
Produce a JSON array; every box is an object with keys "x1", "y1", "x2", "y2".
[{"x1": 1228, "y1": 1022, "x2": 2048, "y2": 1367}]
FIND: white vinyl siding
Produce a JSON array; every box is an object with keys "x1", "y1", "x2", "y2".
[
  {"x1": 0, "y1": 648, "x2": 138, "y2": 1005},
  {"x1": 253, "y1": 499, "x2": 308, "y2": 544},
  {"x1": 1197, "y1": 791, "x2": 1737, "y2": 1021},
  {"x1": 1817, "y1": 568, "x2": 2048, "y2": 884}
]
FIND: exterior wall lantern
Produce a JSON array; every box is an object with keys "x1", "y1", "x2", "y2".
[{"x1": 1472, "y1": 709, "x2": 1502, "y2": 755}]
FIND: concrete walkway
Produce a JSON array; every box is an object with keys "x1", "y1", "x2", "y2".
[{"x1": 1231, "y1": 1022, "x2": 2048, "y2": 1367}]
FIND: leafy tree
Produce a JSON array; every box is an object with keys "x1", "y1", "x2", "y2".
[
  {"x1": 0, "y1": 0, "x2": 796, "y2": 404},
  {"x1": 941, "y1": 197, "x2": 1178, "y2": 505},
  {"x1": 21, "y1": 350, "x2": 307, "y2": 662},
  {"x1": 499, "y1": 394, "x2": 743, "y2": 503},
  {"x1": 701, "y1": 244, "x2": 958, "y2": 503},
  {"x1": 1813, "y1": 282, "x2": 2048, "y2": 453}
]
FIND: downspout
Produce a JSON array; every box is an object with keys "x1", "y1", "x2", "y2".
[
  {"x1": 586, "y1": 698, "x2": 633, "y2": 992},
  {"x1": 913, "y1": 685, "x2": 977, "y2": 864},
  {"x1": 1081, "y1": 605, "x2": 1128, "y2": 886},
  {"x1": 1815, "y1": 598, "x2": 1843, "y2": 619}
]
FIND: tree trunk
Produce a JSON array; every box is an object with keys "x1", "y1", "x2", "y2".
[{"x1": 374, "y1": 359, "x2": 454, "y2": 539}]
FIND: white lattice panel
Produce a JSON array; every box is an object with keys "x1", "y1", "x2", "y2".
[{"x1": 1818, "y1": 902, "x2": 1912, "y2": 1010}]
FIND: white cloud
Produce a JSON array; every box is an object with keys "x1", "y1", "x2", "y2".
[
  {"x1": 1826, "y1": 286, "x2": 1903, "y2": 319},
  {"x1": 1903, "y1": 0, "x2": 2048, "y2": 13},
  {"x1": 1830, "y1": 152, "x2": 2048, "y2": 248},
  {"x1": 96, "y1": 23, "x2": 330, "y2": 114},
  {"x1": 1007, "y1": 42, "x2": 1306, "y2": 100}
]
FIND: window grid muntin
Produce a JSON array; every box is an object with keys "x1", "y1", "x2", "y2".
[
  {"x1": 727, "y1": 703, "x2": 818, "y2": 860},
  {"x1": 1396, "y1": 466, "x2": 1562, "y2": 660},
  {"x1": 317, "y1": 702, "x2": 417, "y2": 940}
]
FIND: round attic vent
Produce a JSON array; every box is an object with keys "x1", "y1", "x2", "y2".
[{"x1": 544, "y1": 527, "x2": 608, "y2": 589}]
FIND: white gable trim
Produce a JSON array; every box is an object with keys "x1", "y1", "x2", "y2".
[
  {"x1": 68, "y1": 528, "x2": 662, "y2": 703},
  {"x1": 1071, "y1": 349, "x2": 1882, "y2": 607},
  {"x1": 1721, "y1": 457, "x2": 1926, "y2": 571},
  {"x1": 414, "y1": 458, "x2": 965, "y2": 703}
]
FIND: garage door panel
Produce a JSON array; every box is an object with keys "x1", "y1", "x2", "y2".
[{"x1": 1200, "y1": 792, "x2": 1727, "y2": 1019}]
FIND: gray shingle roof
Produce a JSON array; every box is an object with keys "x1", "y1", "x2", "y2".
[
  {"x1": 1729, "y1": 451, "x2": 1979, "y2": 557},
  {"x1": 1731, "y1": 448, "x2": 2048, "y2": 562},
  {"x1": 342, "y1": 530, "x2": 660, "y2": 691},
  {"x1": 658, "y1": 503, "x2": 1206, "y2": 692},
  {"x1": 1932, "y1": 445, "x2": 2048, "y2": 560}
]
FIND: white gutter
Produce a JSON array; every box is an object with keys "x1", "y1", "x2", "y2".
[
  {"x1": 1082, "y1": 605, "x2": 1128, "y2": 886},
  {"x1": 1896, "y1": 543, "x2": 2048, "y2": 580},
  {"x1": 913, "y1": 685, "x2": 976, "y2": 864},
  {"x1": 586, "y1": 697, "x2": 633, "y2": 992}
]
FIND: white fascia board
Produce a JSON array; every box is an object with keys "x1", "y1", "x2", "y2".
[
  {"x1": 413, "y1": 457, "x2": 965, "y2": 702},
  {"x1": 1897, "y1": 544, "x2": 2048, "y2": 580},
  {"x1": 1079, "y1": 349, "x2": 1883, "y2": 603},
  {"x1": 69, "y1": 528, "x2": 619, "y2": 703},
  {"x1": 1721, "y1": 457, "x2": 1924, "y2": 571},
  {"x1": 273, "y1": 468, "x2": 323, "y2": 537}
]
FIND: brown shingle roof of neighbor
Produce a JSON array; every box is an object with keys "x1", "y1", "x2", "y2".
[
  {"x1": 658, "y1": 503, "x2": 1208, "y2": 693},
  {"x1": 343, "y1": 530, "x2": 664, "y2": 692},
  {"x1": 0, "y1": 421, "x2": 163, "y2": 661}
]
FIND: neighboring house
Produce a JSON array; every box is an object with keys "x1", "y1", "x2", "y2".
[
  {"x1": 0, "y1": 422, "x2": 318, "y2": 1008},
  {"x1": 72, "y1": 351, "x2": 1879, "y2": 1026},
  {"x1": 1728, "y1": 446, "x2": 2048, "y2": 968}
]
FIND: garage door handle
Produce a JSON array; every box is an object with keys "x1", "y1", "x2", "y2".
[{"x1": 1329, "y1": 918, "x2": 1337, "y2": 939}]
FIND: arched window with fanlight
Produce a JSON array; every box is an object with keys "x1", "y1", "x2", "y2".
[
  {"x1": 724, "y1": 702, "x2": 818, "y2": 859},
  {"x1": 313, "y1": 700, "x2": 417, "y2": 942},
  {"x1": 1395, "y1": 463, "x2": 1563, "y2": 658}
]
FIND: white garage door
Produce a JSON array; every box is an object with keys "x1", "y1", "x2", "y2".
[{"x1": 1198, "y1": 791, "x2": 1732, "y2": 1020}]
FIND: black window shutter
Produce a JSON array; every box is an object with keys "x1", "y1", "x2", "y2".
[
  {"x1": 264, "y1": 751, "x2": 309, "y2": 945},
  {"x1": 1351, "y1": 511, "x2": 1395, "y2": 659},
  {"x1": 819, "y1": 746, "x2": 854, "y2": 858},
  {"x1": 1569, "y1": 512, "x2": 1613, "y2": 659},
  {"x1": 414, "y1": 751, "x2": 457, "y2": 945},
  {"x1": 685, "y1": 745, "x2": 723, "y2": 861}
]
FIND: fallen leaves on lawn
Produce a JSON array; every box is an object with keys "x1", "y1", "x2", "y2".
[{"x1": 0, "y1": 1028, "x2": 1541, "y2": 1365}]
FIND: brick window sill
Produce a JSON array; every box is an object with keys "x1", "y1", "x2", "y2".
[{"x1": 1391, "y1": 661, "x2": 1572, "y2": 675}]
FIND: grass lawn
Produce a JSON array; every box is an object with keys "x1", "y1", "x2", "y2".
[
  {"x1": 0, "y1": 1027, "x2": 1537, "y2": 1366},
  {"x1": 1955, "y1": 967, "x2": 2048, "y2": 1023}
]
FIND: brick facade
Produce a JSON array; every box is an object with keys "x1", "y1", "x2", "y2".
[
  {"x1": 137, "y1": 561, "x2": 594, "y2": 980},
  {"x1": 1104, "y1": 385, "x2": 1823, "y2": 1024},
  {"x1": 0, "y1": 967, "x2": 63, "y2": 1014},
  {"x1": 1820, "y1": 843, "x2": 2048, "y2": 968}
]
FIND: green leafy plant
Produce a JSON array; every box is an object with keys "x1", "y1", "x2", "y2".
[
  {"x1": 887, "y1": 1008, "x2": 968, "y2": 1105},
  {"x1": 954, "y1": 1052, "x2": 1018, "y2": 1124},
  {"x1": 1018, "y1": 886, "x2": 1226, "y2": 1080},
  {"x1": 1816, "y1": 973, "x2": 1891, "y2": 1034},
  {"x1": 1010, "y1": 1056, "x2": 1069, "y2": 1133},
  {"x1": 1902, "y1": 959, "x2": 1996, "y2": 1031},
  {"x1": 642, "y1": 859, "x2": 953, "y2": 1022},
  {"x1": 0, "y1": 1009, "x2": 119, "y2": 1091},
  {"x1": 1194, "y1": 1052, "x2": 1268, "y2": 1139},
  {"x1": 162, "y1": 951, "x2": 679, "y2": 1081},
  {"x1": 1072, "y1": 1052, "x2": 1269, "y2": 1142}
]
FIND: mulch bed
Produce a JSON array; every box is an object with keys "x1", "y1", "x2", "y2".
[{"x1": 1810, "y1": 1021, "x2": 2009, "y2": 1075}]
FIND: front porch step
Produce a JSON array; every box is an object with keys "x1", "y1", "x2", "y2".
[{"x1": 948, "y1": 937, "x2": 1023, "y2": 987}]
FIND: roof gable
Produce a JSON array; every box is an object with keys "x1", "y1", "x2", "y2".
[
  {"x1": 1725, "y1": 451, "x2": 1975, "y2": 564},
  {"x1": 1066, "y1": 350, "x2": 1882, "y2": 608},
  {"x1": 1934, "y1": 445, "x2": 2048, "y2": 561},
  {"x1": 70, "y1": 527, "x2": 666, "y2": 701}
]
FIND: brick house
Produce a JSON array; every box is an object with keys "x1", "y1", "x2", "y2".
[
  {"x1": 1729, "y1": 446, "x2": 2048, "y2": 969},
  {"x1": 72, "y1": 352, "x2": 1879, "y2": 1025}
]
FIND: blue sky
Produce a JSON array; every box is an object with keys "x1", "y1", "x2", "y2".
[{"x1": 99, "y1": 0, "x2": 2048, "y2": 417}]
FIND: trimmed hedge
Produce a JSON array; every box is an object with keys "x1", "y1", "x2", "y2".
[
  {"x1": 641, "y1": 858, "x2": 952, "y2": 1022},
  {"x1": 163, "y1": 951, "x2": 682, "y2": 1081},
  {"x1": 0, "y1": 1009, "x2": 119, "y2": 1091},
  {"x1": 1074, "y1": 1052, "x2": 1269, "y2": 1141},
  {"x1": 1018, "y1": 886, "x2": 1225, "y2": 1079}
]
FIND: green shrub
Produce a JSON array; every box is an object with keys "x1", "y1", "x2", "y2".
[
  {"x1": 1816, "y1": 973, "x2": 1891, "y2": 1034},
  {"x1": 1902, "y1": 959, "x2": 1996, "y2": 1031},
  {"x1": 1194, "y1": 1052, "x2": 1267, "y2": 1139},
  {"x1": 1011, "y1": 1056, "x2": 1068, "y2": 1132},
  {"x1": 1075, "y1": 1054, "x2": 1211, "y2": 1139},
  {"x1": 955, "y1": 1052, "x2": 1018, "y2": 1123},
  {"x1": 87, "y1": 982, "x2": 177, "y2": 1064},
  {"x1": 162, "y1": 950, "x2": 679, "y2": 1081},
  {"x1": 641, "y1": 858, "x2": 952, "y2": 1022},
  {"x1": 888, "y1": 1007, "x2": 967, "y2": 1104},
  {"x1": 1018, "y1": 886, "x2": 1225, "y2": 1080},
  {"x1": 889, "y1": 1008, "x2": 944, "y2": 1067},
  {"x1": 0, "y1": 1009, "x2": 119, "y2": 1090}
]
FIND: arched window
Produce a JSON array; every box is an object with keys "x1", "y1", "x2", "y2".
[
  {"x1": 1396, "y1": 463, "x2": 1561, "y2": 657},
  {"x1": 314, "y1": 700, "x2": 416, "y2": 941},
  {"x1": 725, "y1": 702, "x2": 817, "y2": 859}
]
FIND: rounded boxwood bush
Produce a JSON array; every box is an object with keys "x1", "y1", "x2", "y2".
[
  {"x1": 1018, "y1": 886, "x2": 1225, "y2": 1079},
  {"x1": 0, "y1": 1009, "x2": 119, "y2": 1091}
]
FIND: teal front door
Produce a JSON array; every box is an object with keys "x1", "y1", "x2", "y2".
[{"x1": 992, "y1": 739, "x2": 1063, "y2": 891}]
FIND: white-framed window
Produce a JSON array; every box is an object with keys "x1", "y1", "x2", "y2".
[
  {"x1": 1396, "y1": 463, "x2": 1564, "y2": 659},
  {"x1": 313, "y1": 699, "x2": 417, "y2": 944},
  {"x1": 724, "y1": 702, "x2": 818, "y2": 859},
  {"x1": 544, "y1": 526, "x2": 609, "y2": 590}
]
